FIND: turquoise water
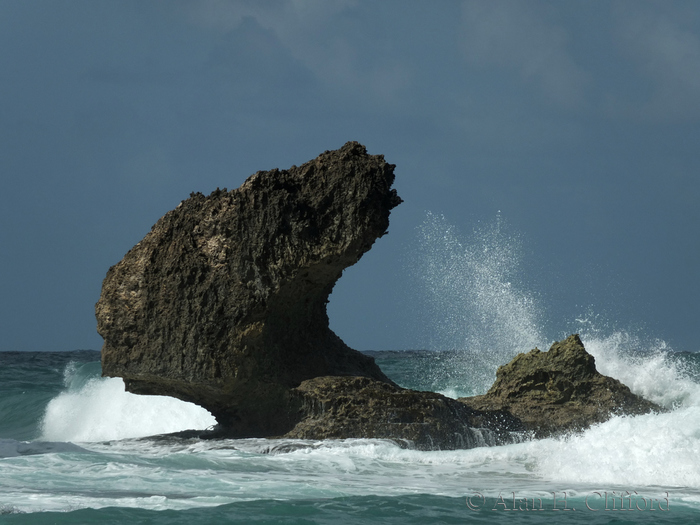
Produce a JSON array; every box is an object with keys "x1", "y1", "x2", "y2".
[
  {"x1": 3, "y1": 214, "x2": 699, "y2": 523},
  {"x1": 1, "y1": 494, "x2": 693, "y2": 525},
  {"x1": 2, "y1": 344, "x2": 700, "y2": 524}
]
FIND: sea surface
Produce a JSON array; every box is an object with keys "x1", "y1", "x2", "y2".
[
  {"x1": 3, "y1": 213, "x2": 699, "y2": 524},
  {"x1": 1, "y1": 341, "x2": 700, "y2": 525}
]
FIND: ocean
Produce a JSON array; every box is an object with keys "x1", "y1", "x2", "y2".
[
  {"x1": 2, "y1": 213, "x2": 699, "y2": 524},
  {"x1": 1, "y1": 338, "x2": 700, "y2": 524}
]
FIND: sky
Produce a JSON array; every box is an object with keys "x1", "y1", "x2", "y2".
[{"x1": 1, "y1": 0, "x2": 698, "y2": 353}]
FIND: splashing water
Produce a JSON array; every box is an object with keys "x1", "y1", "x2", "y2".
[
  {"x1": 571, "y1": 328, "x2": 700, "y2": 410},
  {"x1": 413, "y1": 211, "x2": 543, "y2": 356},
  {"x1": 404, "y1": 212, "x2": 700, "y2": 498},
  {"x1": 408, "y1": 211, "x2": 700, "y2": 407},
  {"x1": 40, "y1": 361, "x2": 217, "y2": 442},
  {"x1": 526, "y1": 329, "x2": 700, "y2": 490},
  {"x1": 409, "y1": 212, "x2": 545, "y2": 395}
]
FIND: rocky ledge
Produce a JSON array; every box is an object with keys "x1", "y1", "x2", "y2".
[
  {"x1": 283, "y1": 376, "x2": 523, "y2": 450},
  {"x1": 458, "y1": 334, "x2": 662, "y2": 438}
]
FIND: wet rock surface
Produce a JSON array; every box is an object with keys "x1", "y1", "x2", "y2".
[
  {"x1": 97, "y1": 142, "x2": 401, "y2": 436},
  {"x1": 458, "y1": 334, "x2": 662, "y2": 438},
  {"x1": 283, "y1": 376, "x2": 524, "y2": 450}
]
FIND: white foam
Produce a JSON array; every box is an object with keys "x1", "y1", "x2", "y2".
[
  {"x1": 496, "y1": 329, "x2": 700, "y2": 490},
  {"x1": 577, "y1": 331, "x2": 700, "y2": 409},
  {"x1": 533, "y1": 407, "x2": 700, "y2": 488},
  {"x1": 40, "y1": 376, "x2": 217, "y2": 442}
]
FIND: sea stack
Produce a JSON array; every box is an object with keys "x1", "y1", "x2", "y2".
[
  {"x1": 96, "y1": 142, "x2": 401, "y2": 437},
  {"x1": 458, "y1": 334, "x2": 662, "y2": 437}
]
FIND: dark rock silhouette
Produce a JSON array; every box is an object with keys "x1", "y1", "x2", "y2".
[
  {"x1": 97, "y1": 142, "x2": 401, "y2": 436},
  {"x1": 458, "y1": 334, "x2": 662, "y2": 438},
  {"x1": 96, "y1": 143, "x2": 657, "y2": 449}
]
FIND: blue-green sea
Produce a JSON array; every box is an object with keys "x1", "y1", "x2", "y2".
[
  {"x1": 2, "y1": 339, "x2": 700, "y2": 525},
  {"x1": 3, "y1": 214, "x2": 699, "y2": 523}
]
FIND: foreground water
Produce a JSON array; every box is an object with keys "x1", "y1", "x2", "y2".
[{"x1": 1, "y1": 338, "x2": 700, "y2": 524}]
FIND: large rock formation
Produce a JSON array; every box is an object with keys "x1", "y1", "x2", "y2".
[
  {"x1": 96, "y1": 142, "x2": 401, "y2": 436},
  {"x1": 96, "y1": 144, "x2": 657, "y2": 449},
  {"x1": 458, "y1": 334, "x2": 661, "y2": 438}
]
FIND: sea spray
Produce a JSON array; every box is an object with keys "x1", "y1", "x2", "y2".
[
  {"x1": 578, "y1": 332, "x2": 700, "y2": 409},
  {"x1": 409, "y1": 215, "x2": 700, "y2": 493},
  {"x1": 404, "y1": 212, "x2": 700, "y2": 500},
  {"x1": 409, "y1": 211, "x2": 545, "y2": 396},
  {"x1": 40, "y1": 360, "x2": 216, "y2": 442},
  {"x1": 557, "y1": 312, "x2": 700, "y2": 409},
  {"x1": 408, "y1": 212, "x2": 699, "y2": 407}
]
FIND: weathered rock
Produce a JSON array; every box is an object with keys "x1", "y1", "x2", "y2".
[
  {"x1": 458, "y1": 334, "x2": 661, "y2": 438},
  {"x1": 283, "y1": 376, "x2": 524, "y2": 450},
  {"x1": 96, "y1": 142, "x2": 401, "y2": 436}
]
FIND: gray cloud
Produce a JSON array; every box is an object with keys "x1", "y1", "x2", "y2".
[
  {"x1": 613, "y1": 2, "x2": 700, "y2": 120},
  {"x1": 181, "y1": 0, "x2": 412, "y2": 104},
  {"x1": 460, "y1": 0, "x2": 589, "y2": 110}
]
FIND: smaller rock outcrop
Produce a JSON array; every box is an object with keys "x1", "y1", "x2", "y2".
[
  {"x1": 283, "y1": 376, "x2": 524, "y2": 450},
  {"x1": 458, "y1": 334, "x2": 661, "y2": 438}
]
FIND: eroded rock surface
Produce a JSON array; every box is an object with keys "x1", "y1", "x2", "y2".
[
  {"x1": 283, "y1": 376, "x2": 524, "y2": 450},
  {"x1": 97, "y1": 143, "x2": 654, "y2": 449},
  {"x1": 97, "y1": 142, "x2": 401, "y2": 436},
  {"x1": 458, "y1": 334, "x2": 661, "y2": 438}
]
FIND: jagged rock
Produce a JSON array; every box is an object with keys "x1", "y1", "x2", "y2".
[
  {"x1": 283, "y1": 376, "x2": 524, "y2": 450},
  {"x1": 99, "y1": 144, "x2": 654, "y2": 450},
  {"x1": 96, "y1": 142, "x2": 401, "y2": 436},
  {"x1": 458, "y1": 334, "x2": 661, "y2": 438}
]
